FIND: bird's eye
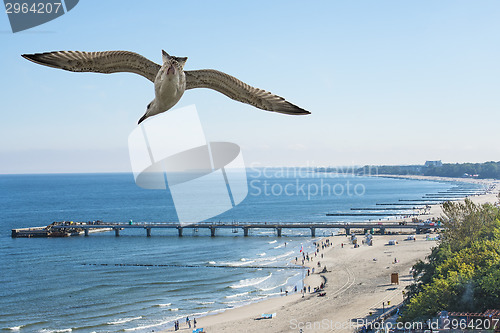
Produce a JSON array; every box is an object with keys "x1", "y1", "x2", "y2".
[{"x1": 147, "y1": 103, "x2": 151, "y2": 109}]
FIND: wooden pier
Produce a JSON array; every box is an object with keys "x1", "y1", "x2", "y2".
[{"x1": 11, "y1": 221, "x2": 440, "y2": 238}]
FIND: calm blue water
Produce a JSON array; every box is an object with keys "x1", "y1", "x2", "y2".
[{"x1": 0, "y1": 171, "x2": 481, "y2": 332}]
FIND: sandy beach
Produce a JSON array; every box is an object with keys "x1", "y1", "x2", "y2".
[{"x1": 160, "y1": 177, "x2": 500, "y2": 333}]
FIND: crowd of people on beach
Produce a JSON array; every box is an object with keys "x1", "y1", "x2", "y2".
[{"x1": 286, "y1": 238, "x2": 334, "y2": 297}]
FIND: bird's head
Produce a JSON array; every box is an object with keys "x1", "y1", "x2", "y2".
[{"x1": 162, "y1": 50, "x2": 187, "y2": 76}]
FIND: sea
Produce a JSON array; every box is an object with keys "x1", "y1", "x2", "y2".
[{"x1": 0, "y1": 170, "x2": 483, "y2": 332}]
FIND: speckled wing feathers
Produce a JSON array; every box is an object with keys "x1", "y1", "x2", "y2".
[
  {"x1": 22, "y1": 51, "x2": 161, "y2": 83},
  {"x1": 185, "y1": 69, "x2": 310, "y2": 115}
]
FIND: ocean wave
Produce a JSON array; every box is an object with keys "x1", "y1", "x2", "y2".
[
  {"x1": 268, "y1": 240, "x2": 277, "y2": 244},
  {"x1": 207, "y1": 261, "x2": 216, "y2": 265},
  {"x1": 198, "y1": 301, "x2": 215, "y2": 305},
  {"x1": 247, "y1": 295, "x2": 267, "y2": 302},
  {"x1": 220, "y1": 260, "x2": 255, "y2": 266},
  {"x1": 257, "y1": 252, "x2": 266, "y2": 256},
  {"x1": 263, "y1": 291, "x2": 282, "y2": 297},
  {"x1": 107, "y1": 316, "x2": 142, "y2": 325},
  {"x1": 274, "y1": 244, "x2": 285, "y2": 249},
  {"x1": 155, "y1": 303, "x2": 172, "y2": 307},
  {"x1": 230, "y1": 273, "x2": 272, "y2": 289},
  {"x1": 259, "y1": 272, "x2": 301, "y2": 291},
  {"x1": 260, "y1": 250, "x2": 295, "y2": 262},
  {"x1": 225, "y1": 291, "x2": 249, "y2": 299},
  {"x1": 190, "y1": 308, "x2": 225, "y2": 317},
  {"x1": 123, "y1": 321, "x2": 165, "y2": 332},
  {"x1": 39, "y1": 329, "x2": 73, "y2": 333},
  {"x1": 7, "y1": 326, "x2": 23, "y2": 331},
  {"x1": 169, "y1": 308, "x2": 179, "y2": 311}
]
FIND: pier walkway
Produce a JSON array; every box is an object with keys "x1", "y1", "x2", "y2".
[{"x1": 12, "y1": 221, "x2": 441, "y2": 238}]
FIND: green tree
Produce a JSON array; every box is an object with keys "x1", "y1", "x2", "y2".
[{"x1": 401, "y1": 201, "x2": 500, "y2": 321}]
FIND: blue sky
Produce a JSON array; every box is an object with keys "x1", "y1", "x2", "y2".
[{"x1": 1, "y1": 1, "x2": 499, "y2": 173}]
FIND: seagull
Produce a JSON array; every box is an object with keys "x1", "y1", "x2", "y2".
[{"x1": 22, "y1": 50, "x2": 310, "y2": 124}]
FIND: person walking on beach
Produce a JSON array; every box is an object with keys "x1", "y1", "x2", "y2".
[{"x1": 193, "y1": 318, "x2": 197, "y2": 328}]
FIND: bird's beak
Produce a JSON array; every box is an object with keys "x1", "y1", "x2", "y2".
[{"x1": 138, "y1": 113, "x2": 148, "y2": 124}]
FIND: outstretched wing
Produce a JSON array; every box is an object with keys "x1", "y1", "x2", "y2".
[
  {"x1": 22, "y1": 51, "x2": 161, "y2": 83},
  {"x1": 185, "y1": 69, "x2": 310, "y2": 115}
]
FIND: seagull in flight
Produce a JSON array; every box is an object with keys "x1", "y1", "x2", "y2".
[{"x1": 22, "y1": 50, "x2": 310, "y2": 124}]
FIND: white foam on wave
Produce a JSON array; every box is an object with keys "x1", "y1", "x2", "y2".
[
  {"x1": 262, "y1": 291, "x2": 282, "y2": 297},
  {"x1": 247, "y1": 295, "x2": 267, "y2": 302},
  {"x1": 123, "y1": 321, "x2": 165, "y2": 332},
  {"x1": 221, "y1": 260, "x2": 255, "y2": 266},
  {"x1": 208, "y1": 261, "x2": 216, "y2": 265},
  {"x1": 199, "y1": 301, "x2": 215, "y2": 305},
  {"x1": 169, "y1": 308, "x2": 179, "y2": 311},
  {"x1": 8, "y1": 326, "x2": 23, "y2": 331},
  {"x1": 260, "y1": 250, "x2": 295, "y2": 262},
  {"x1": 268, "y1": 240, "x2": 277, "y2": 244},
  {"x1": 107, "y1": 316, "x2": 143, "y2": 325},
  {"x1": 257, "y1": 252, "x2": 266, "y2": 256},
  {"x1": 221, "y1": 299, "x2": 243, "y2": 305},
  {"x1": 259, "y1": 272, "x2": 300, "y2": 291},
  {"x1": 225, "y1": 291, "x2": 249, "y2": 298},
  {"x1": 39, "y1": 329, "x2": 73, "y2": 333},
  {"x1": 230, "y1": 273, "x2": 272, "y2": 289},
  {"x1": 155, "y1": 303, "x2": 172, "y2": 307},
  {"x1": 191, "y1": 308, "x2": 225, "y2": 317},
  {"x1": 274, "y1": 244, "x2": 284, "y2": 249}
]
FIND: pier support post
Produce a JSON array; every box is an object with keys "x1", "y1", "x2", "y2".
[
  {"x1": 84, "y1": 228, "x2": 89, "y2": 237},
  {"x1": 345, "y1": 228, "x2": 350, "y2": 235},
  {"x1": 380, "y1": 227, "x2": 385, "y2": 235},
  {"x1": 276, "y1": 228, "x2": 282, "y2": 237},
  {"x1": 114, "y1": 228, "x2": 120, "y2": 237},
  {"x1": 178, "y1": 227, "x2": 183, "y2": 237},
  {"x1": 210, "y1": 227, "x2": 216, "y2": 237},
  {"x1": 243, "y1": 227, "x2": 249, "y2": 236},
  {"x1": 310, "y1": 227, "x2": 316, "y2": 237},
  {"x1": 416, "y1": 227, "x2": 421, "y2": 235},
  {"x1": 146, "y1": 228, "x2": 151, "y2": 237}
]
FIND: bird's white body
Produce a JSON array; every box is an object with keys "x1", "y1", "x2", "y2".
[
  {"x1": 141, "y1": 52, "x2": 187, "y2": 123},
  {"x1": 154, "y1": 65, "x2": 186, "y2": 113}
]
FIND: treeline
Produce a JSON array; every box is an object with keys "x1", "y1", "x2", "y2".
[
  {"x1": 400, "y1": 199, "x2": 500, "y2": 321},
  {"x1": 424, "y1": 161, "x2": 500, "y2": 179},
  {"x1": 357, "y1": 161, "x2": 500, "y2": 179}
]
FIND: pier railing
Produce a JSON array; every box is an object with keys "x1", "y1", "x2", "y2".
[{"x1": 12, "y1": 221, "x2": 441, "y2": 238}]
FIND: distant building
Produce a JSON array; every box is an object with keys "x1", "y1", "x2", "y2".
[{"x1": 424, "y1": 160, "x2": 443, "y2": 168}]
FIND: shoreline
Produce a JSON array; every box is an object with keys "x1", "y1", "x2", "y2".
[{"x1": 158, "y1": 175, "x2": 499, "y2": 333}]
